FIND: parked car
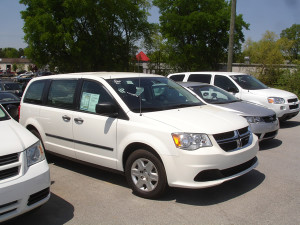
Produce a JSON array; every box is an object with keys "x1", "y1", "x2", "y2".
[
  {"x1": 180, "y1": 82, "x2": 279, "y2": 141},
  {"x1": 168, "y1": 72, "x2": 300, "y2": 121},
  {"x1": 35, "y1": 71, "x2": 54, "y2": 77},
  {"x1": 0, "y1": 104, "x2": 50, "y2": 223},
  {"x1": 20, "y1": 72, "x2": 259, "y2": 199},
  {"x1": 16, "y1": 70, "x2": 27, "y2": 75},
  {"x1": 15, "y1": 74, "x2": 36, "y2": 83},
  {"x1": 0, "y1": 81, "x2": 23, "y2": 97},
  {"x1": 19, "y1": 71, "x2": 34, "y2": 76},
  {"x1": 0, "y1": 91, "x2": 20, "y2": 121}
]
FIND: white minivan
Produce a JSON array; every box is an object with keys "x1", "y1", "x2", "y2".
[
  {"x1": 19, "y1": 72, "x2": 259, "y2": 198},
  {"x1": 168, "y1": 72, "x2": 300, "y2": 121},
  {"x1": 0, "y1": 104, "x2": 50, "y2": 223}
]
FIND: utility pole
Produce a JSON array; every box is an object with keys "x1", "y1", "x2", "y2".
[{"x1": 227, "y1": 0, "x2": 237, "y2": 72}]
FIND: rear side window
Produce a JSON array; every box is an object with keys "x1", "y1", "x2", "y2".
[
  {"x1": 169, "y1": 74, "x2": 185, "y2": 81},
  {"x1": 23, "y1": 80, "x2": 47, "y2": 104},
  {"x1": 47, "y1": 80, "x2": 78, "y2": 109},
  {"x1": 187, "y1": 74, "x2": 211, "y2": 83}
]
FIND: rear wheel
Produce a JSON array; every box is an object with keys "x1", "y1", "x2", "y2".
[{"x1": 125, "y1": 149, "x2": 168, "y2": 199}]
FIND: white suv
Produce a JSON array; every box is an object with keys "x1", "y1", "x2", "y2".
[
  {"x1": 19, "y1": 72, "x2": 259, "y2": 198},
  {"x1": 0, "y1": 105, "x2": 50, "y2": 223},
  {"x1": 168, "y1": 72, "x2": 300, "y2": 121}
]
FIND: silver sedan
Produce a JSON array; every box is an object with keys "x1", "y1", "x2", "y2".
[{"x1": 180, "y1": 82, "x2": 279, "y2": 141}]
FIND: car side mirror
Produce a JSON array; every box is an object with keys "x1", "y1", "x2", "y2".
[
  {"x1": 96, "y1": 102, "x2": 119, "y2": 117},
  {"x1": 227, "y1": 87, "x2": 239, "y2": 93}
]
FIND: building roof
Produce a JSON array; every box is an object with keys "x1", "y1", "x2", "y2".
[{"x1": 0, "y1": 58, "x2": 32, "y2": 64}]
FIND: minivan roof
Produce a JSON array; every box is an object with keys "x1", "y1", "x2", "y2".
[
  {"x1": 31, "y1": 72, "x2": 162, "y2": 80},
  {"x1": 169, "y1": 72, "x2": 248, "y2": 76}
]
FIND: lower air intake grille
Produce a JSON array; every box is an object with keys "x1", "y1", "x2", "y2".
[{"x1": 27, "y1": 188, "x2": 50, "y2": 206}]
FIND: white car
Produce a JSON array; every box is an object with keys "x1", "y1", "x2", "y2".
[
  {"x1": 0, "y1": 104, "x2": 50, "y2": 223},
  {"x1": 168, "y1": 72, "x2": 300, "y2": 121},
  {"x1": 19, "y1": 72, "x2": 259, "y2": 199}
]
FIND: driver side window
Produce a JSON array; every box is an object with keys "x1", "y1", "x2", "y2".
[
  {"x1": 79, "y1": 80, "x2": 114, "y2": 113},
  {"x1": 214, "y1": 75, "x2": 238, "y2": 92}
]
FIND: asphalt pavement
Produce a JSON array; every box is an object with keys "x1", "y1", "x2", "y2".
[{"x1": 4, "y1": 114, "x2": 300, "y2": 225}]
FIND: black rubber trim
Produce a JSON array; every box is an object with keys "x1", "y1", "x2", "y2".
[{"x1": 45, "y1": 133, "x2": 114, "y2": 151}]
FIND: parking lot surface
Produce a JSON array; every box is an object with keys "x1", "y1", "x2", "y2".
[{"x1": 4, "y1": 114, "x2": 300, "y2": 225}]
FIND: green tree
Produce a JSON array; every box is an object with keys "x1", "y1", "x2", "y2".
[
  {"x1": 152, "y1": 0, "x2": 249, "y2": 71},
  {"x1": 243, "y1": 31, "x2": 285, "y2": 85},
  {"x1": 280, "y1": 24, "x2": 300, "y2": 62},
  {"x1": 1, "y1": 48, "x2": 19, "y2": 58},
  {"x1": 143, "y1": 25, "x2": 170, "y2": 75},
  {"x1": 20, "y1": 0, "x2": 153, "y2": 72}
]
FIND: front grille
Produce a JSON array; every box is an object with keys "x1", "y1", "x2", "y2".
[
  {"x1": 289, "y1": 104, "x2": 299, "y2": 110},
  {"x1": 0, "y1": 153, "x2": 19, "y2": 166},
  {"x1": 0, "y1": 153, "x2": 21, "y2": 181},
  {"x1": 27, "y1": 188, "x2": 50, "y2": 206},
  {"x1": 213, "y1": 126, "x2": 251, "y2": 152},
  {"x1": 194, "y1": 157, "x2": 258, "y2": 182},
  {"x1": 287, "y1": 98, "x2": 298, "y2": 103},
  {"x1": 0, "y1": 167, "x2": 19, "y2": 181},
  {"x1": 262, "y1": 114, "x2": 276, "y2": 123}
]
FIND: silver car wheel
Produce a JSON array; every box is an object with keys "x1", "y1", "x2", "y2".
[{"x1": 131, "y1": 158, "x2": 159, "y2": 192}]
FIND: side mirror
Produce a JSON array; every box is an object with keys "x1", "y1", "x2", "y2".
[
  {"x1": 96, "y1": 102, "x2": 119, "y2": 117},
  {"x1": 227, "y1": 87, "x2": 239, "y2": 93}
]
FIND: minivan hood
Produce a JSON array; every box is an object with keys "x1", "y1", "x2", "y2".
[
  {"x1": 211, "y1": 101, "x2": 276, "y2": 117},
  {"x1": 249, "y1": 88, "x2": 297, "y2": 99},
  {"x1": 0, "y1": 119, "x2": 38, "y2": 156},
  {"x1": 142, "y1": 105, "x2": 249, "y2": 134}
]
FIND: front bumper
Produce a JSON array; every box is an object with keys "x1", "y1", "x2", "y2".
[
  {"x1": 250, "y1": 119, "x2": 279, "y2": 140},
  {"x1": 0, "y1": 159, "x2": 50, "y2": 223},
  {"x1": 269, "y1": 101, "x2": 299, "y2": 120},
  {"x1": 162, "y1": 134, "x2": 259, "y2": 189}
]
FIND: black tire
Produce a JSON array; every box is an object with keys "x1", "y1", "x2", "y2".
[
  {"x1": 125, "y1": 149, "x2": 168, "y2": 199},
  {"x1": 29, "y1": 129, "x2": 47, "y2": 153}
]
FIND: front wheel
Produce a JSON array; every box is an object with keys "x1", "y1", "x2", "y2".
[{"x1": 125, "y1": 149, "x2": 168, "y2": 199}]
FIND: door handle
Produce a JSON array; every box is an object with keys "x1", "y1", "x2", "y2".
[
  {"x1": 74, "y1": 117, "x2": 84, "y2": 124},
  {"x1": 62, "y1": 115, "x2": 71, "y2": 122}
]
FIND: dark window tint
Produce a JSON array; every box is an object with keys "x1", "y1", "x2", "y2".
[
  {"x1": 3, "y1": 83, "x2": 22, "y2": 91},
  {"x1": 79, "y1": 80, "x2": 114, "y2": 113},
  {"x1": 47, "y1": 80, "x2": 77, "y2": 109},
  {"x1": 23, "y1": 80, "x2": 47, "y2": 104},
  {"x1": 187, "y1": 74, "x2": 211, "y2": 83},
  {"x1": 169, "y1": 74, "x2": 185, "y2": 81},
  {"x1": 214, "y1": 75, "x2": 238, "y2": 92}
]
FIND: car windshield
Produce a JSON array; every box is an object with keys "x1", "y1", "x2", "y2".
[
  {"x1": 230, "y1": 74, "x2": 268, "y2": 90},
  {"x1": 106, "y1": 77, "x2": 203, "y2": 113},
  {"x1": 187, "y1": 85, "x2": 240, "y2": 104},
  {"x1": 0, "y1": 92, "x2": 20, "y2": 101},
  {"x1": 0, "y1": 105, "x2": 10, "y2": 121}
]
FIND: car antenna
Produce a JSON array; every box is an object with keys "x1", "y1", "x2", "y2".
[{"x1": 139, "y1": 72, "x2": 142, "y2": 116}]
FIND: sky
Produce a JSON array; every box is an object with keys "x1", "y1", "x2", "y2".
[{"x1": 0, "y1": 0, "x2": 299, "y2": 49}]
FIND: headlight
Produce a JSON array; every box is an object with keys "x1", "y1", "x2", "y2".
[
  {"x1": 268, "y1": 97, "x2": 285, "y2": 104},
  {"x1": 171, "y1": 133, "x2": 212, "y2": 150},
  {"x1": 26, "y1": 141, "x2": 46, "y2": 167},
  {"x1": 244, "y1": 116, "x2": 263, "y2": 123}
]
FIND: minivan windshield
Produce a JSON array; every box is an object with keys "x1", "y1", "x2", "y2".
[
  {"x1": 107, "y1": 77, "x2": 203, "y2": 112},
  {"x1": 187, "y1": 84, "x2": 241, "y2": 104},
  {"x1": 231, "y1": 75, "x2": 268, "y2": 90},
  {"x1": 0, "y1": 105, "x2": 10, "y2": 121}
]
